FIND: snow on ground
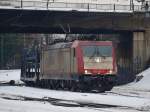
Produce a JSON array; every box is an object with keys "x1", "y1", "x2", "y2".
[
  {"x1": 0, "y1": 97, "x2": 104, "y2": 112},
  {"x1": 1, "y1": 0, "x2": 141, "y2": 5},
  {"x1": 0, "y1": 85, "x2": 150, "y2": 112},
  {"x1": 1, "y1": 69, "x2": 150, "y2": 112},
  {"x1": 0, "y1": 86, "x2": 150, "y2": 110},
  {"x1": 0, "y1": 0, "x2": 142, "y2": 12},
  {"x1": 0, "y1": 97, "x2": 144, "y2": 112},
  {"x1": 111, "y1": 67, "x2": 150, "y2": 102},
  {"x1": 113, "y1": 67, "x2": 150, "y2": 92},
  {"x1": 131, "y1": 67, "x2": 150, "y2": 91}
]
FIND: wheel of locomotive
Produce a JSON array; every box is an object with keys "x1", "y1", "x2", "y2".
[
  {"x1": 64, "y1": 80, "x2": 69, "y2": 90},
  {"x1": 60, "y1": 80, "x2": 65, "y2": 90},
  {"x1": 97, "y1": 83, "x2": 105, "y2": 93},
  {"x1": 59, "y1": 80, "x2": 65, "y2": 90},
  {"x1": 42, "y1": 80, "x2": 47, "y2": 88},
  {"x1": 98, "y1": 82, "x2": 113, "y2": 92},
  {"x1": 63, "y1": 80, "x2": 68, "y2": 90},
  {"x1": 40, "y1": 80, "x2": 43, "y2": 88},
  {"x1": 57, "y1": 80, "x2": 62, "y2": 90},
  {"x1": 69, "y1": 81, "x2": 77, "y2": 92},
  {"x1": 103, "y1": 83, "x2": 114, "y2": 91},
  {"x1": 98, "y1": 86, "x2": 105, "y2": 92},
  {"x1": 106, "y1": 85, "x2": 113, "y2": 91},
  {"x1": 57, "y1": 80, "x2": 61, "y2": 90},
  {"x1": 49, "y1": 80, "x2": 53, "y2": 89},
  {"x1": 25, "y1": 81, "x2": 35, "y2": 87},
  {"x1": 51, "y1": 80, "x2": 56, "y2": 89},
  {"x1": 36, "y1": 79, "x2": 41, "y2": 87},
  {"x1": 45, "y1": 80, "x2": 48, "y2": 88},
  {"x1": 83, "y1": 84, "x2": 91, "y2": 92},
  {"x1": 47, "y1": 80, "x2": 51, "y2": 89},
  {"x1": 78, "y1": 82, "x2": 90, "y2": 92},
  {"x1": 53, "y1": 80, "x2": 60, "y2": 90},
  {"x1": 41, "y1": 80, "x2": 46, "y2": 88},
  {"x1": 50, "y1": 80, "x2": 55, "y2": 89},
  {"x1": 25, "y1": 81, "x2": 30, "y2": 86}
]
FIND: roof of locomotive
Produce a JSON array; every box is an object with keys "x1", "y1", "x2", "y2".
[
  {"x1": 45, "y1": 42, "x2": 72, "y2": 50},
  {"x1": 44, "y1": 40, "x2": 113, "y2": 50},
  {"x1": 72, "y1": 40, "x2": 113, "y2": 47}
]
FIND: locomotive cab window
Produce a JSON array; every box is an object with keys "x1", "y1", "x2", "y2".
[
  {"x1": 81, "y1": 45, "x2": 113, "y2": 70},
  {"x1": 82, "y1": 46, "x2": 112, "y2": 57}
]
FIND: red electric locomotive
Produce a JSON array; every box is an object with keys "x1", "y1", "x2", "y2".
[{"x1": 21, "y1": 40, "x2": 117, "y2": 92}]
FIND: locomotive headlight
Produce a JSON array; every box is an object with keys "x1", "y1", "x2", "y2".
[
  {"x1": 84, "y1": 70, "x2": 92, "y2": 74},
  {"x1": 85, "y1": 70, "x2": 88, "y2": 74},
  {"x1": 109, "y1": 70, "x2": 113, "y2": 74}
]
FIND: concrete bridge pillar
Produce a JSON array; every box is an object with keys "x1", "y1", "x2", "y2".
[
  {"x1": 133, "y1": 32, "x2": 145, "y2": 73},
  {"x1": 145, "y1": 30, "x2": 150, "y2": 64},
  {"x1": 133, "y1": 31, "x2": 150, "y2": 73}
]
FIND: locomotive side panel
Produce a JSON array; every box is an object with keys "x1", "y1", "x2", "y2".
[
  {"x1": 70, "y1": 48, "x2": 78, "y2": 75},
  {"x1": 40, "y1": 48, "x2": 77, "y2": 80}
]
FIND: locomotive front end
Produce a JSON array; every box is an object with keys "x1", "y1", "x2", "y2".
[
  {"x1": 82, "y1": 43, "x2": 116, "y2": 76},
  {"x1": 75, "y1": 41, "x2": 117, "y2": 91}
]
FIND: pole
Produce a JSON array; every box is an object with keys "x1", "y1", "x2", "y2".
[
  {"x1": 21, "y1": 0, "x2": 23, "y2": 8},
  {"x1": 47, "y1": 0, "x2": 50, "y2": 9},
  {"x1": 130, "y1": 0, "x2": 134, "y2": 11},
  {"x1": 130, "y1": 0, "x2": 131, "y2": 10},
  {"x1": 1, "y1": 36, "x2": 4, "y2": 69},
  {"x1": 24, "y1": 34, "x2": 26, "y2": 48}
]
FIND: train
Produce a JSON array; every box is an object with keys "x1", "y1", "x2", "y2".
[{"x1": 21, "y1": 40, "x2": 117, "y2": 92}]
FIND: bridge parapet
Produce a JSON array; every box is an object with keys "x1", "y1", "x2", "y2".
[{"x1": 0, "y1": 0, "x2": 147, "y2": 12}]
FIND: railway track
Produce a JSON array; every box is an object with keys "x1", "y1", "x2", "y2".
[
  {"x1": 0, "y1": 93, "x2": 148, "y2": 112},
  {"x1": 0, "y1": 84, "x2": 150, "y2": 112},
  {"x1": 0, "y1": 93, "x2": 133, "y2": 109},
  {"x1": 0, "y1": 82, "x2": 146, "y2": 99}
]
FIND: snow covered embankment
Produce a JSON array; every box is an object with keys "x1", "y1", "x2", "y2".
[{"x1": 129, "y1": 67, "x2": 150, "y2": 91}]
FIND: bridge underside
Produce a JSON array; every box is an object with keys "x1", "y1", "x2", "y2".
[
  {"x1": 0, "y1": 9, "x2": 147, "y2": 33},
  {"x1": 0, "y1": 26, "x2": 135, "y2": 34}
]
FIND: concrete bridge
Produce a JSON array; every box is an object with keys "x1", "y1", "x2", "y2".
[
  {"x1": 0, "y1": 0, "x2": 150, "y2": 77},
  {"x1": 0, "y1": 0, "x2": 148, "y2": 34},
  {"x1": 0, "y1": 0, "x2": 142, "y2": 11}
]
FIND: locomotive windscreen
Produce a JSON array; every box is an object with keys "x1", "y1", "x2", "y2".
[{"x1": 82, "y1": 45, "x2": 113, "y2": 70}]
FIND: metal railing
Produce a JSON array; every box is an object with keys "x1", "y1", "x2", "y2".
[{"x1": 0, "y1": 0, "x2": 147, "y2": 12}]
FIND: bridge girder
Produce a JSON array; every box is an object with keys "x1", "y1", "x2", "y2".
[{"x1": 0, "y1": 9, "x2": 149, "y2": 34}]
